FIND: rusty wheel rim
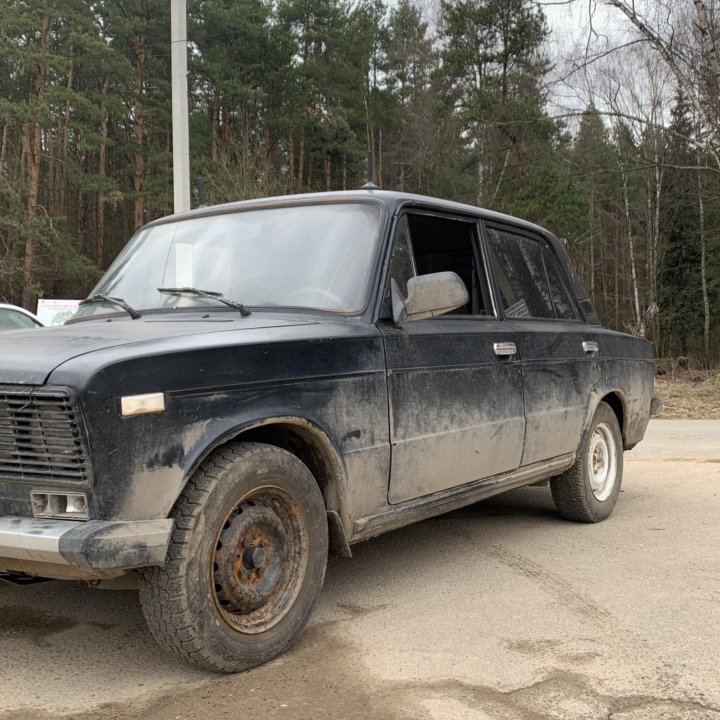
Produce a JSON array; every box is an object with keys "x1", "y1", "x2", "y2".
[{"x1": 211, "y1": 486, "x2": 309, "y2": 634}]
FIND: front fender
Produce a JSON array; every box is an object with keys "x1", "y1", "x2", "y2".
[{"x1": 83, "y1": 370, "x2": 389, "y2": 531}]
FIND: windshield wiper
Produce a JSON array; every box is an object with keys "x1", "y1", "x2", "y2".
[
  {"x1": 79, "y1": 294, "x2": 141, "y2": 319},
  {"x1": 157, "y1": 287, "x2": 251, "y2": 316}
]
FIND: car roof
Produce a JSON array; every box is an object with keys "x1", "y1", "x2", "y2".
[
  {"x1": 0, "y1": 303, "x2": 41, "y2": 321},
  {"x1": 144, "y1": 189, "x2": 553, "y2": 239}
]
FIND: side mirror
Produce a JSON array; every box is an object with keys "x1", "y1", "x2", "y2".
[{"x1": 391, "y1": 271, "x2": 469, "y2": 323}]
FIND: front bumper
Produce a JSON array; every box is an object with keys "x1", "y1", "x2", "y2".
[{"x1": 0, "y1": 516, "x2": 173, "y2": 575}]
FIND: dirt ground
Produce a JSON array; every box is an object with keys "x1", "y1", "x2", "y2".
[
  {"x1": 0, "y1": 419, "x2": 719, "y2": 720},
  {"x1": 655, "y1": 370, "x2": 720, "y2": 418}
]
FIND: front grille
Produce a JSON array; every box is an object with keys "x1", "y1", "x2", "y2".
[{"x1": 0, "y1": 386, "x2": 90, "y2": 485}]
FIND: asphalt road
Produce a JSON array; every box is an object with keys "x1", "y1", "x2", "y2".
[{"x1": 1, "y1": 419, "x2": 719, "y2": 720}]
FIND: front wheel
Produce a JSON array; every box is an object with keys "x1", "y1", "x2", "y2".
[
  {"x1": 551, "y1": 402, "x2": 623, "y2": 523},
  {"x1": 138, "y1": 442, "x2": 328, "y2": 672}
]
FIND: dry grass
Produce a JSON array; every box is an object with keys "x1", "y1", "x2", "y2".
[{"x1": 654, "y1": 369, "x2": 720, "y2": 419}]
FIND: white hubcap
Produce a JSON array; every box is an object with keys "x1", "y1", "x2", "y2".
[{"x1": 588, "y1": 422, "x2": 617, "y2": 501}]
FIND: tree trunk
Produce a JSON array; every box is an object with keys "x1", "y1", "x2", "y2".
[
  {"x1": 645, "y1": 143, "x2": 662, "y2": 313},
  {"x1": 222, "y1": 104, "x2": 231, "y2": 159},
  {"x1": 476, "y1": 131, "x2": 485, "y2": 208},
  {"x1": 22, "y1": 3, "x2": 50, "y2": 311},
  {"x1": 241, "y1": 112, "x2": 249, "y2": 168},
  {"x1": 364, "y1": 83, "x2": 374, "y2": 183},
  {"x1": 378, "y1": 129, "x2": 382, "y2": 187},
  {"x1": 0, "y1": 121, "x2": 8, "y2": 175},
  {"x1": 288, "y1": 132, "x2": 295, "y2": 187},
  {"x1": 210, "y1": 101, "x2": 219, "y2": 161},
  {"x1": 263, "y1": 126, "x2": 272, "y2": 190},
  {"x1": 97, "y1": 76, "x2": 110, "y2": 267},
  {"x1": 614, "y1": 228, "x2": 620, "y2": 330},
  {"x1": 588, "y1": 186, "x2": 595, "y2": 299},
  {"x1": 47, "y1": 128, "x2": 54, "y2": 216},
  {"x1": 58, "y1": 51, "x2": 74, "y2": 216},
  {"x1": 131, "y1": 31, "x2": 145, "y2": 231},
  {"x1": 296, "y1": 129, "x2": 305, "y2": 192},
  {"x1": 621, "y1": 165, "x2": 643, "y2": 335},
  {"x1": 697, "y1": 159, "x2": 711, "y2": 366}
]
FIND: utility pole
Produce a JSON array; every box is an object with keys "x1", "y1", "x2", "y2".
[{"x1": 171, "y1": 0, "x2": 191, "y2": 213}]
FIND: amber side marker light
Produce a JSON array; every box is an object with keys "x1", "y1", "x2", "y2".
[{"x1": 121, "y1": 392, "x2": 166, "y2": 417}]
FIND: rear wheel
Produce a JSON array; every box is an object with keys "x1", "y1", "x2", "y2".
[
  {"x1": 551, "y1": 402, "x2": 623, "y2": 523},
  {"x1": 138, "y1": 442, "x2": 328, "y2": 672}
]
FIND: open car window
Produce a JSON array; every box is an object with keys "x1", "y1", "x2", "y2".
[{"x1": 386, "y1": 212, "x2": 492, "y2": 317}]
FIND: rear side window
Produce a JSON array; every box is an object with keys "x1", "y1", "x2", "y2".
[
  {"x1": 487, "y1": 228, "x2": 553, "y2": 319},
  {"x1": 487, "y1": 227, "x2": 579, "y2": 320},
  {"x1": 541, "y1": 245, "x2": 579, "y2": 320}
]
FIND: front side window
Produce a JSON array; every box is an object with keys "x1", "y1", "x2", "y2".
[
  {"x1": 74, "y1": 203, "x2": 382, "y2": 318},
  {"x1": 386, "y1": 212, "x2": 491, "y2": 316}
]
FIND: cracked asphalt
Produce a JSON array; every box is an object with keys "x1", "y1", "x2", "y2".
[{"x1": 1, "y1": 419, "x2": 719, "y2": 720}]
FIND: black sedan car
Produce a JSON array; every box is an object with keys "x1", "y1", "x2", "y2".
[{"x1": 0, "y1": 190, "x2": 658, "y2": 671}]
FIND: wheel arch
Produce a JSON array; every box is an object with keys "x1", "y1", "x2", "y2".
[
  {"x1": 599, "y1": 391, "x2": 626, "y2": 444},
  {"x1": 579, "y1": 390, "x2": 628, "y2": 458},
  {"x1": 179, "y1": 415, "x2": 352, "y2": 554}
]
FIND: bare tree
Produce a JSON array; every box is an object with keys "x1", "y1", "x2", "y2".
[{"x1": 602, "y1": 0, "x2": 720, "y2": 168}]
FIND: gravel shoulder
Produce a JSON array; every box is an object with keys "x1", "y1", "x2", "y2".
[{"x1": 655, "y1": 372, "x2": 720, "y2": 419}]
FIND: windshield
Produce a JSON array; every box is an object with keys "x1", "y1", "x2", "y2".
[{"x1": 74, "y1": 202, "x2": 382, "y2": 318}]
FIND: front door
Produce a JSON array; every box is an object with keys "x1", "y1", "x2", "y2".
[{"x1": 380, "y1": 211, "x2": 525, "y2": 505}]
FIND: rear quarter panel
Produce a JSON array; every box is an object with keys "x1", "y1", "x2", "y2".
[{"x1": 587, "y1": 327, "x2": 655, "y2": 448}]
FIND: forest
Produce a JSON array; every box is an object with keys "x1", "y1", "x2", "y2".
[{"x1": 1, "y1": 0, "x2": 719, "y2": 364}]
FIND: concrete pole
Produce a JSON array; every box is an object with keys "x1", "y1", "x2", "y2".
[{"x1": 171, "y1": 0, "x2": 191, "y2": 213}]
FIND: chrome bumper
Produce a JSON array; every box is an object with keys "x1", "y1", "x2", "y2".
[{"x1": 0, "y1": 516, "x2": 173, "y2": 571}]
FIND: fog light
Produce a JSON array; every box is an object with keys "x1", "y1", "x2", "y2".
[
  {"x1": 32, "y1": 493, "x2": 49, "y2": 516},
  {"x1": 31, "y1": 491, "x2": 90, "y2": 520},
  {"x1": 66, "y1": 495, "x2": 87, "y2": 514}
]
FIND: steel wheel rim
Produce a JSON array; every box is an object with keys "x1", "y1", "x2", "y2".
[
  {"x1": 588, "y1": 422, "x2": 617, "y2": 501},
  {"x1": 211, "y1": 486, "x2": 309, "y2": 635}
]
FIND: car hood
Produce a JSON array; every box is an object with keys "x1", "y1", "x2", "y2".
[{"x1": 0, "y1": 313, "x2": 322, "y2": 385}]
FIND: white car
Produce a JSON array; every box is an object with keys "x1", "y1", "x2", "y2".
[{"x1": 0, "y1": 303, "x2": 44, "y2": 331}]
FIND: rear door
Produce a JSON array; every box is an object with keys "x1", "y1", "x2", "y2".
[
  {"x1": 483, "y1": 222, "x2": 598, "y2": 466},
  {"x1": 380, "y1": 210, "x2": 525, "y2": 504}
]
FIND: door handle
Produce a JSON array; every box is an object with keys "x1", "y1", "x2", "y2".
[
  {"x1": 583, "y1": 341, "x2": 599, "y2": 354},
  {"x1": 494, "y1": 342, "x2": 517, "y2": 357}
]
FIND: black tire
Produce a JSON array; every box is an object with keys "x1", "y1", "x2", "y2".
[
  {"x1": 550, "y1": 402, "x2": 623, "y2": 523},
  {"x1": 138, "y1": 442, "x2": 328, "y2": 673}
]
